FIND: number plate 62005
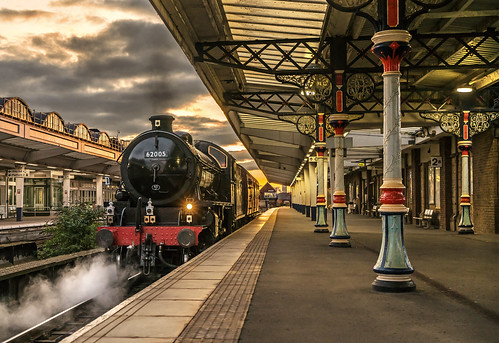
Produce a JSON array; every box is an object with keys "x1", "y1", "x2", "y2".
[{"x1": 145, "y1": 151, "x2": 168, "y2": 158}]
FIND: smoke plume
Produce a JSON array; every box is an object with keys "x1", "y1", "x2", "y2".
[{"x1": 0, "y1": 255, "x2": 125, "y2": 339}]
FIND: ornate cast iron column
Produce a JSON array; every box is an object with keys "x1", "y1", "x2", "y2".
[
  {"x1": 308, "y1": 156, "x2": 318, "y2": 221},
  {"x1": 276, "y1": 70, "x2": 333, "y2": 232},
  {"x1": 420, "y1": 109, "x2": 499, "y2": 234},
  {"x1": 329, "y1": 113, "x2": 351, "y2": 247},
  {"x1": 457, "y1": 136, "x2": 473, "y2": 234},
  {"x1": 371, "y1": 30, "x2": 415, "y2": 292},
  {"x1": 326, "y1": 0, "x2": 458, "y2": 292},
  {"x1": 304, "y1": 164, "x2": 311, "y2": 217},
  {"x1": 329, "y1": 148, "x2": 335, "y2": 226},
  {"x1": 329, "y1": 69, "x2": 351, "y2": 246},
  {"x1": 315, "y1": 113, "x2": 329, "y2": 231}
]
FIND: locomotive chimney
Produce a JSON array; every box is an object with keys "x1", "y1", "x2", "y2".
[{"x1": 149, "y1": 114, "x2": 174, "y2": 132}]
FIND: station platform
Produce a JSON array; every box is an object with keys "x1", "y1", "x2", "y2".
[
  {"x1": 64, "y1": 207, "x2": 498, "y2": 343},
  {"x1": 0, "y1": 215, "x2": 54, "y2": 230}
]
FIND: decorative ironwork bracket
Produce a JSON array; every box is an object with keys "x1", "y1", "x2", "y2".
[{"x1": 420, "y1": 110, "x2": 499, "y2": 138}]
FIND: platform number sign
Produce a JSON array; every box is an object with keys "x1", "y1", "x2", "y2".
[
  {"x1": 430, "y1": 156, "x2": 442, "y2": 168},
  {"x1": 104, "y1": 176, "x2": 111, "y2": 185}
]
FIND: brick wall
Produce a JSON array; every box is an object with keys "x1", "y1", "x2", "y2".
[
  {"x1": 410, "y1": 150, "x2": 421, "y2": 219},
  {"x1": 439, "y1": 137, "x2": 454, "y2": 230},
  {"x1": 472, "y1": 129, "x2": 499, "y2": 234}
]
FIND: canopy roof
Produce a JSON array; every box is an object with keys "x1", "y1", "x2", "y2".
[{"x1": 150, "y1": 0, "x2": 498, "y2": 185}]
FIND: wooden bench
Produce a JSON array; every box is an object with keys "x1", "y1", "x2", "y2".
[
  {"x1": 414, "y1": 209, "x2": 439, "y2": 228},
  {"x1": 413, "y1": 210, "x2": 426, "y2": 227}
]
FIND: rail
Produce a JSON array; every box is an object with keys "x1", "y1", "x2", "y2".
[
  {"x1": 1, "y1": 298, "x2": 93, "y2": 343},
  {"x1": 1, "y1": 270, "x2": 150, "y2": 343}
]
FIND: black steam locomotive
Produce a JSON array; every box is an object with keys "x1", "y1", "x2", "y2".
[{"x1": 96, "y1": 115, "x2": 259, "y2": 273}]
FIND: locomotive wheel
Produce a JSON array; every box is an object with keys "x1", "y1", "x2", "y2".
[{"x1": 115, "y1": 246, "x2": 128, "y2": 268}]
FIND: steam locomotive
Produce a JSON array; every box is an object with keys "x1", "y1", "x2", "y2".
[{"x1": 96, "y1": 115, "x2": 259, "y2": 274}]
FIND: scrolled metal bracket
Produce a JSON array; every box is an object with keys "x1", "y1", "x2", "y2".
[
  {"x1": 420, "y1": 110, "x2": 499, "y2": 138},
  {"x1": 277, "y1": 114, "x2": 336, "y2": 139}
]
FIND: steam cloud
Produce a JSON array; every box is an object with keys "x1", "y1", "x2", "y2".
[{"x1": 0, "y1": 255, "x2": 125, "y2": 339}]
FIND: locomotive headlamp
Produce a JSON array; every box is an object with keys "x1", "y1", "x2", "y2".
[{"x1": 186, "y1": 203, "x2": 193, "y2": 210}]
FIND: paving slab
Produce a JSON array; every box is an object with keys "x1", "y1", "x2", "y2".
[
  {"x1": 64, "y1": 209, "x2": 278, "y2": 343},
  {"x1": 239, "y1": 208, "x2": 499, "y2": 343}
]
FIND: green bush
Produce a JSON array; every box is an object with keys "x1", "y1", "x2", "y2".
[{"x1": 38, "y1": 203, "x2": 105, "y2": 259}]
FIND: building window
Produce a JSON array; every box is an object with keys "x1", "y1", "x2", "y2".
[{"x1": 428, "y1": 165, "x2": 440, "y2": 208}]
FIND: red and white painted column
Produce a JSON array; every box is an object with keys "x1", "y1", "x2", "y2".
[
  {"x1": 457, "y1": 111, "x2": 473, "y2": 233},
  {"x1": 371, "y1": 29, "x2": 415, "y2": 292},
  {"x1": 314, "y1": 113, "x2": 329, "y2": 231}
]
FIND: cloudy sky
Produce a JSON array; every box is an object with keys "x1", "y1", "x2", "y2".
[{"x1": 0, "y1": 0, "x2": 266, "y2": 183}]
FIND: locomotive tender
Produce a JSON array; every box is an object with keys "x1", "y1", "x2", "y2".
[{"x1": 96, "y1": 115, "x2": 259, "y2": 273}]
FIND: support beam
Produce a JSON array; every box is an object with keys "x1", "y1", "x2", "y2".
[
  {"x1": 15, "y1": 174, "x2": 24, "y2": 221},
  {"x1": 469, "y1": 69, "x2": 499, "y2": 90},
  {"x1": 63, "y1": 170, "x2": 71, "y2": 207},
  {"x1": 96, "y1": 175, "x2": 103, "y2": 207}
]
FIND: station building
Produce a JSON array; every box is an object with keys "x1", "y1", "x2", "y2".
[
  {"x1": 0, "y1": 97, "x2": 122, "y2": 220},
  {"x1": 342, "y1": 125, "x2": 499, "y2": 234}
]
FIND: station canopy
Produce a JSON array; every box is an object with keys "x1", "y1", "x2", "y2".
[{"x1": 149, "y1": 0, "x2": 499, "y2": 185}]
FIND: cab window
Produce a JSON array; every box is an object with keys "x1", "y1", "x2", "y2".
[{"x1": 208, "y1": 146, "x2": 227, "y2": 168}]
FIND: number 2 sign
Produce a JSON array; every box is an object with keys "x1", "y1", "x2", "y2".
[{"x1": 430, "y1": 156, "x2": 442, "y2": 168}]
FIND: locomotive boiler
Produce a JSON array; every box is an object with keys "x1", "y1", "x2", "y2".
[{"x1": 96, "y1": 115, "x2": 259, "y2": 274}]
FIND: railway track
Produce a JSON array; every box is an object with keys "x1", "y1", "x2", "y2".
[{"x1": 1, "y1": 271, "x2": 162, "y2": 343}]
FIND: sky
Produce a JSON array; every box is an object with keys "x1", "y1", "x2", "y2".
[{"x1": 0, "y1": 0, "x2": 268, "y2": 185}]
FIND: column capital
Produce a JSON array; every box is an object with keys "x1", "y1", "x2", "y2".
[
  {"x1": 330, "y1": 113, "x2": 349, "y2": 136},
  {"x1": 372, "y1": 30, "x2": 411, "y2": 45},
  {"x1": 315, "y1": 144, "x2": 327, "y2": 155},
  {"x1": 457, "y1": 140, "x2": 472, "y2": 152},
  {"x1": 371, "y1": 30, "x2": 411, "y2": 73}
]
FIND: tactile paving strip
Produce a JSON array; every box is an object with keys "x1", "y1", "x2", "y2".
[{"x1": 175, "y1": 210, "x2": 278, "y2": 342}]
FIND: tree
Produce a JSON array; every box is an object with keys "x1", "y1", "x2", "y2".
[{"x1": 38, "y1": 203, "x2": 105, "y2": 259}]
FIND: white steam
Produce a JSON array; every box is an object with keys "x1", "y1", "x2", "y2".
[{"x1": 0, "y1": 255, "x2": 125, "y2": 339}]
